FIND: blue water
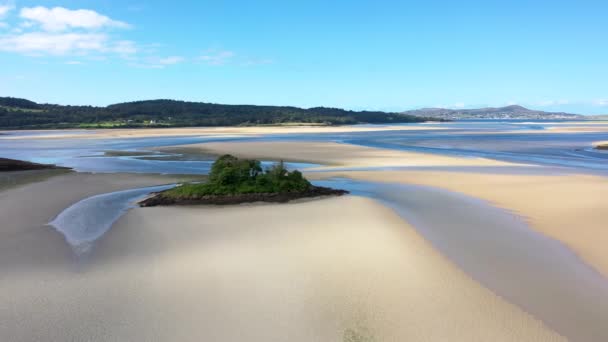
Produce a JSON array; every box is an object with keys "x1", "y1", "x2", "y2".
[{"x1": 2, "y1": 121, "x2": 607, "y2": 173}]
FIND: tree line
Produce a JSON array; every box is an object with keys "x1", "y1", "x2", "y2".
[{"x1": 0, "y1": 97, "x2": 432, "y2": 129}]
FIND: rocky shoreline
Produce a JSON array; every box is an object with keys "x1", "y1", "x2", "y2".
[
  {"x1": 596, "y1": 144, "x2": 608, "y2": 150},
  {"x1": 139, "y1": 186, "x2": 349, "y2": 207}
]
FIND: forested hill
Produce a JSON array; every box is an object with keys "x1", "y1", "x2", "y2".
[{"x1": 0, "y1": 97, "x2": 430, "y2": 129}]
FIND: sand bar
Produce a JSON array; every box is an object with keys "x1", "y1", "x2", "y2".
[
  {"x1": 166, "y1": 141, "x2": 522, "y2": 168},
  {"x1": 0, "y1": 124, "x2": 448, "y2": 140},
  {"x1": 0, "y1": 174, "x2": 564, "y2": 340},
  {"x1": 180, "y1": 140, "x2": 608, "y2": 279}
]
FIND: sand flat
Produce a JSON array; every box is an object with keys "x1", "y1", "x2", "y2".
[
  {"x1": 0, "y1": 184, "x2": 564, "y2": 341},
  {"x1": 179, "y1": 140, "x2": 608, "y2": 278},
  {"x1": 169, "y1": 140, "x2": 520, "y2": 167},
  {"x1": 0, "y1": 124, "x2": 448, "y2": 140},
  {"x1": 334, "y1": 170, "x2": 608, "y2": 278}
]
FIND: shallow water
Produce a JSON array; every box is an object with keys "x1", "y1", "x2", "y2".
[
  {"x1": 48, "y1": 184, "x2": 176, "y2": 255},
  {"x1": 2, "y1": 121, "x2": 608, "y2": 173}
]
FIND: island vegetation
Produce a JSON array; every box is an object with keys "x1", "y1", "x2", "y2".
[
  {"x1": 0, "y1": 97, "x2": 433, "y2": 129},
  {"x1": 139, "y1": 155, "x2": 347, "y2": 206}
]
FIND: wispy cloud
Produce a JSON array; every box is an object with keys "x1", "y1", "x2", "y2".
[
  {"x1": 0, "y1": 2, "x2": 14, "y2": 28},
  {"x1": 537, "y1": 99, "x2": 570, "y2": 106},
  {"x1": 130, "y1": 55, "x2": 185, "y2": 69},
  {"x1": 0, "y1": 32, "x2": 107, "y2": 55},
  {"x1": 0, "y1": 3, "x2": 13, "y2": 18},
  {"x1": 433, "y1": 102, "x2": 467, "y2": 109},
  {"x1": 0, "y1": 31, "x2": 137, "y2": 56},
  {"x1": 0, "y1": 5, "x2": 270, "y2": 70},
  {"x1": 241, "y1": 58, "x2": 274, "y2": 66},
  {"x1": 198, "y1": 50, "x2": 235, "y2": 65},
  {"x1": 595, "y1": 99, "x2": 608, "y2": 106},
  {"x1": 159, "y1": 56, "x2": 184, "y2": 65}
]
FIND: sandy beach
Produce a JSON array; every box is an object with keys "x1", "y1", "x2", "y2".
[
  {"x1": 3, "y1": 134, "x2": 608, "y2": 341},
  {"x1": 0, "y1": 124, "x2": 447, "y2": 140},
  {"x1": 0, "y1": 171, "x2": 563, "y2": 341}
]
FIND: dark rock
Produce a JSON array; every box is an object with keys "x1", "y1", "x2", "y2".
[{"x1": 0, "y1": 158, "x2": 71, "y2": 172}]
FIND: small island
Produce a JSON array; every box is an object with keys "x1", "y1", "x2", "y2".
[
  {"x1": 139, "y1": 155, "x2": 348, "y2": 206},
  {"x1": 596, "y1": 143, "x2": 608, "y2": 150}
]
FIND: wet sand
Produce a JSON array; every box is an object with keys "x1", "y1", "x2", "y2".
[
  {"x1": 0, "y1": 124, "x2": 447, "y2": 140},
  {"x1": 0, "y1": 173, "x2": 563, "y2": 340},
  {"x1": 168, "y1": 141, "x2": 520, "y2": 167}
]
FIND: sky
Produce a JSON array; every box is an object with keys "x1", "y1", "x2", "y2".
[{"x1": 0, "y1": 0, "x2": 607, "y2": 114}]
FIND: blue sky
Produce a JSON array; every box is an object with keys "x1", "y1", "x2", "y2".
[{"x1": 0, "y1": 0, "x2": 607, "y2": 114}]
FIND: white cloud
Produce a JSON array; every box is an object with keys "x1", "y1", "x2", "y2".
[
  {"x1": 0, "y1": 6, "x2": 136, "y2": 58},
  {"x1": 198, "y1": 50, "x2": 235, "y2": 65},
  {"x1": 65, "y1": 60, "x2": 83, "y2": 65},
  {"x1": 19, "y1": 6, "x2": 129, "y2": 32},
  {"x1": 159, "y1": 56, "x2": 184, "y2": 65}
]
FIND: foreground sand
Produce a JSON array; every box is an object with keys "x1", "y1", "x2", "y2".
[
  {"x1": 0, "y1": 172, "x2": 191, "y2": 274},
  {"x1": 0, "y1": 172, "x2": 563, "y2": 340},
  {"x1": 180, "y1": 140, "x2": 608, "y2": 279}
]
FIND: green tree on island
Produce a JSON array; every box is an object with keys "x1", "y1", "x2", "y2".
[{"x1": 166, "y1": 155, "x2": 312, "y2": 197}]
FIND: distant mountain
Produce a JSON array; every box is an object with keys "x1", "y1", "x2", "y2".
[
  {"x1": 587, "y1": 115, "x2": 608, "y2": 121},
  {"x1": 0, "y1": 97, "x2": 431, "y2": 129},
  {"x1": 402, "y1": 105, "x2": 583, "y2": 120}
]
